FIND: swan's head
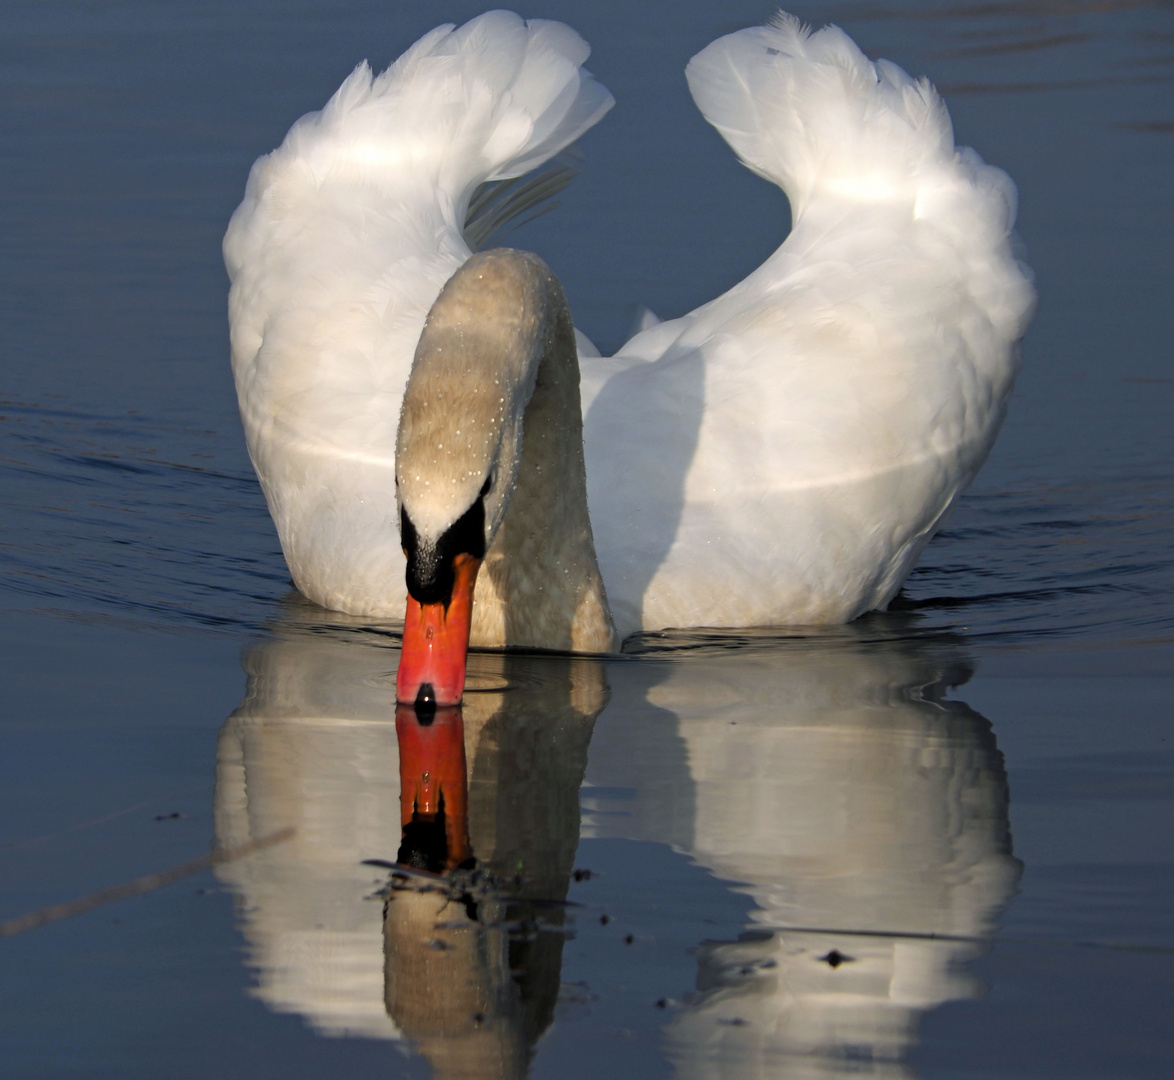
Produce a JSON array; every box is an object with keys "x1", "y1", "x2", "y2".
[{"x1": 395, "y1": 250, "x2": 549, "y2": 707}]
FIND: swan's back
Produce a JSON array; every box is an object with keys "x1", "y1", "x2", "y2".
[
  {"x1": 584, "y1": 16, "x2": 1035, "y2": 636},
  {"x1": 224, "y1": 13, "x2": 612, "y2": 617}
]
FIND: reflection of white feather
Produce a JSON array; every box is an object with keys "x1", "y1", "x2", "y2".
[
  {"x1": 216, "y1": 611, "x2": 1018, "y2": 1070},
  {"x1": 214, "y1": 635, "x2": 405, "y2": 1039},
  {"x1": 213, "y1": 617, "x2": 606, "y2": 1051},
  {"x1": 584, "y1": 639, "x2": 1019, "y2": 1075}
]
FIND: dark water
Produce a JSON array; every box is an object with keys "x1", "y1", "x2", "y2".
[{"x1": 1, "y1": 1, "x2": 1172, "y2": 1077}]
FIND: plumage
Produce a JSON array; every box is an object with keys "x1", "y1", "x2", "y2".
[
  {"x1": 224, "y1": 12, "x2": 613, "y2": 622},
  {"x1": 225, "y1": 11, "x2": 1035, "y2": 649}
]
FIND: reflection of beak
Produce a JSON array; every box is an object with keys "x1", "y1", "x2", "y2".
[
  {"x1": 396, "y1": 555, "x2": 481, "y2": 706},
  {"x1": 395, "y1": 704, "x2": 471, "y2": 873}
]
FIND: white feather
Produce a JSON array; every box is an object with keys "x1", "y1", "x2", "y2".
[
  {"x1": 224, "y1": 12, "x2": 613, "y2": 615},
  {"x1": 582, "y1": 15, "x2": 1035, "y2": 636},
  {"x1": 226, "y1": 12, "x2": 1035, "y2": 637}
]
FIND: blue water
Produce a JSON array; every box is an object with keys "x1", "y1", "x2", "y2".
[{"x1": 2, "y1": 1, "x2": 1172, "y2": 1077}]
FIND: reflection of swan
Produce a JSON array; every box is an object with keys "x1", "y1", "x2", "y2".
[
  {"x1": 225, "y1": 13, "x2": 1035, "y2": 705},
  {"x1": 383, "y1": 695, "x2": 599, "y2": 1080},
  {"x1": 213, "y1": 609, "x2": 606, "y2": 1072},
  {"x1": 214, "y1": 629, "x2": 404, "y2": 1039},
  {"x1": 216, "y1": 605, "x2": 1018, "y2": 1075},
  {"x1": 582, "y1": 633, "x2": 1020, "y2": 1078}
]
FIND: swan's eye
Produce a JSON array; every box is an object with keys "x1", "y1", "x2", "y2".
[{"x1": 480, "y1": 473, "x2": 493, "y2": 498}]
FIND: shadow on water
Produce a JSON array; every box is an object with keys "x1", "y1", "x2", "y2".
[{"x1": 212, "y1": 609, "x2": 1020, "y2": 1079}]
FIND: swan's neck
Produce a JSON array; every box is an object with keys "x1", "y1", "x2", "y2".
[{"x1": 398, "y1": 249, "x2": 618, "y2": 653}]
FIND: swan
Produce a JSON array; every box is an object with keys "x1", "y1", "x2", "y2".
[{"x1": 224, "y1": 11, "x2": 1035, "y2": 706}]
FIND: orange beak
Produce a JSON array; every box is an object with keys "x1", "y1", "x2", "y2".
[{"x1": 396, "y1": 553, "x2": 481, "y2": 706}]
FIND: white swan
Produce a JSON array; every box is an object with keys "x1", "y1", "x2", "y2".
[{"x1": 224, "y1": 12, "x2": 1034, "y2": 705}]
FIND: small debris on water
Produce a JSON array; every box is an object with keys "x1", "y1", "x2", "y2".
[{"x1": 819, "y1": 949, "x2": 854, "y2": 968}]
